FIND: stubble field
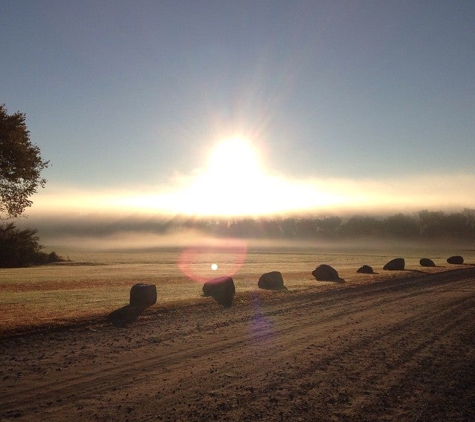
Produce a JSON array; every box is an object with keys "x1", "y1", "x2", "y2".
[{"x1": 1, "y1": 244, "x2": 474, "y2": 421}]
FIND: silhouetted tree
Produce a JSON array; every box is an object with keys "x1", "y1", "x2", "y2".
[
  {"x1": 441, "y1": 212, "x2": 471, "y2": 239},
  {"x1": 462, "y1": 208, "x2": 475, "y2": 238},
  {"x1": 0, "y1": 223, "x2": 61, "y2": 267},
  {"x1": 382, "y1": 213, "x2": 419, "y2": 238},
  {"x1": 316, "y1": 216, "x2": 342, "y2": 238},
  {"x1": 0, "y1": 105, "x2": 55, "y2": 267},
  {"x1": 259, "y1": 218, "x2": 281, "y2": 238},
  {"x1": 340, "y1": 215, "x2": 381, "y2": 238},
  {"x1": 280, "y1": 218, "x2": 298, "y2": 238},
  {"x1": 418, "y1": 210, "x2": 445, "y2": 238},
  {"x1": 294, "y1": 217, "x2": 319, "y2": 238},
  {"x1": 0, "y1": 104, "x2": 49, "y2": 219}
]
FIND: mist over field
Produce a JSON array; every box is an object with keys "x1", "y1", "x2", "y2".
[
  {"x1": 17, "y1": 207, "x2": 475, "y2": 253},
  {"x1": 16, "y1": 171, "x2": 475, "y2": 253}
]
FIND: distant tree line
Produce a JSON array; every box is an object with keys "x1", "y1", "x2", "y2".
[
  {"x1": 2, "y1": 209, "x2": 474, "y2": 267},
  {"x1": 46, "y1": 209, "x2": 475, "y2": 243},
  {"x1": 192, "y1": 209, "x2": 475, "y2": 241}
]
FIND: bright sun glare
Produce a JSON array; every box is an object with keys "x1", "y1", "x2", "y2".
[
  {"x1": 175, "y1": 137, "x2": 266, "y2": 215},
  {"x1": 208, "y1": 137, "x2": 260, "y2": 174},
  {"x1": 204, "y1": 137, "x2": 262, "y2": 190},
  {"x1": 104, "y1": 135, "x2": 348, "y2": 217}
]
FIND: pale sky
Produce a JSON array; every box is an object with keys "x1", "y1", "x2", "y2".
[{"x1": 1, "y1": 1, "x2": 475, "y2": 220}]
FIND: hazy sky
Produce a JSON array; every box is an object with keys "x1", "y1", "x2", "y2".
[{"x1": 2, "y1": 1, "x2": 475, "y2": 220}]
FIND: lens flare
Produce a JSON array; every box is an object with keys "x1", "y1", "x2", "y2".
[{"x1": 178, "y1": 238, "x2": 247, "y2": 282}]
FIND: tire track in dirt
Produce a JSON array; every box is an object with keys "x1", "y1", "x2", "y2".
[
  {"x1": 115, "y1": 273, "x2": 475, "y2": 422},
  {"x1": 185, "y1": 281, "x2": 474, "y2": 422},
  {"x1": 1, "y1": 268, "x2": 474, "y2": 421}
]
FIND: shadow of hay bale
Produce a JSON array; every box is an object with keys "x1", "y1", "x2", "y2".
[{"x1": 107, "y1": 305, "x2": 145, "y2": 327}]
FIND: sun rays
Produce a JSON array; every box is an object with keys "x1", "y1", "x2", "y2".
[{"x1": 29, "y1": 153, "x2": 475, "y2": 220}]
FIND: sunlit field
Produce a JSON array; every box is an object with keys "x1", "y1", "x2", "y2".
[{"x1": 1, "y1": 242, "x2": 473, "y2": 334}]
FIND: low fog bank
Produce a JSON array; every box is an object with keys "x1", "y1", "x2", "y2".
[{"x1": 15, "y1": 208, "x2": 475, "y2": 252}]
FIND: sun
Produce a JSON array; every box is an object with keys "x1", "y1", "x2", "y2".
[
  {"x1": 151, "y1": 135, "x2": 283, "y2": 216},
  {"x1": 208, "y1": 137, "x2": 259, "y2": 171},
  {"x1": 111, "y1": 135, "x2": 349, "y2": 216},
  {"x1": 205, "y1": 137, "x2": 261, "y2": 186}
]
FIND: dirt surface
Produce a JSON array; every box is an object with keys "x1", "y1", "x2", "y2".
[{"x1": 1, "y1": 268, "x2": 474, "y2": 421}]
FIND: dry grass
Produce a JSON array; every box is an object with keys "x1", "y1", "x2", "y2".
[{"x1": 1, "y1": 246, "x2": 472, "y2": 334}]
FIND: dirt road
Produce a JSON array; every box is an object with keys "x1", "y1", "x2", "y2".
[{"x1": 1, "y1": 268, "x2": 474, "y2": 421}]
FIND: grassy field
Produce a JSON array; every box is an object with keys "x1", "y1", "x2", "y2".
[{"x1": 1, "y1": 243, "x2": 473, "y2": 334}]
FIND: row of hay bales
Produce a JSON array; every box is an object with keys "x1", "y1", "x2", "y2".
[
  {"x1": 200, "y1": 255, "x2": 466, "y2": 307},
  {"x1": 358, "y1": 255, "x2": 464, "y2": 273},
  {"x1": 109, "y1": 255, "x2": 465, "y2": 324}
]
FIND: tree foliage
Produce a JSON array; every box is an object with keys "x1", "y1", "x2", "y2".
[
  {"x1": 178, "y1": 209, "x2": 475, "y2": 241},
  {"x1": 0, "y1": 223, "x2": 61, "y2": 268},
  {"x1": 0, "y1": 104, "x2": 49, "y2": 218}
]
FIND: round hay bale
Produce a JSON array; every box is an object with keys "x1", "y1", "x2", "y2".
[
  {"x1": 312, "y1": 264, "x2": 341, "y2": 281},
  {"x1": 383, "y1": 258, "x2": 405, "y2": 271},
  {"x1": 357, "y1": 265, "x2": 374, "y2": 274},
  {"x1": 447, "y1": 255, "x2": 464, "y2": 264},
  {"x1": 419, "y1": 258, "x2": 435, "y2": 267},
  {"x1": 202, "y1": 276, "x2": 235, "y2": 307},
  {"x1": 258, "y1": 271, "x2": 285, "y2": 290},
  {"x1": 130, "y1": 283, "x2": 157, "y2": 309}
]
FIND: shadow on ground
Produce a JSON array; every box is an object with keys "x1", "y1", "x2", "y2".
[{"x1": 107, "y1": 305, "x2": 145, "y2": 327}]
